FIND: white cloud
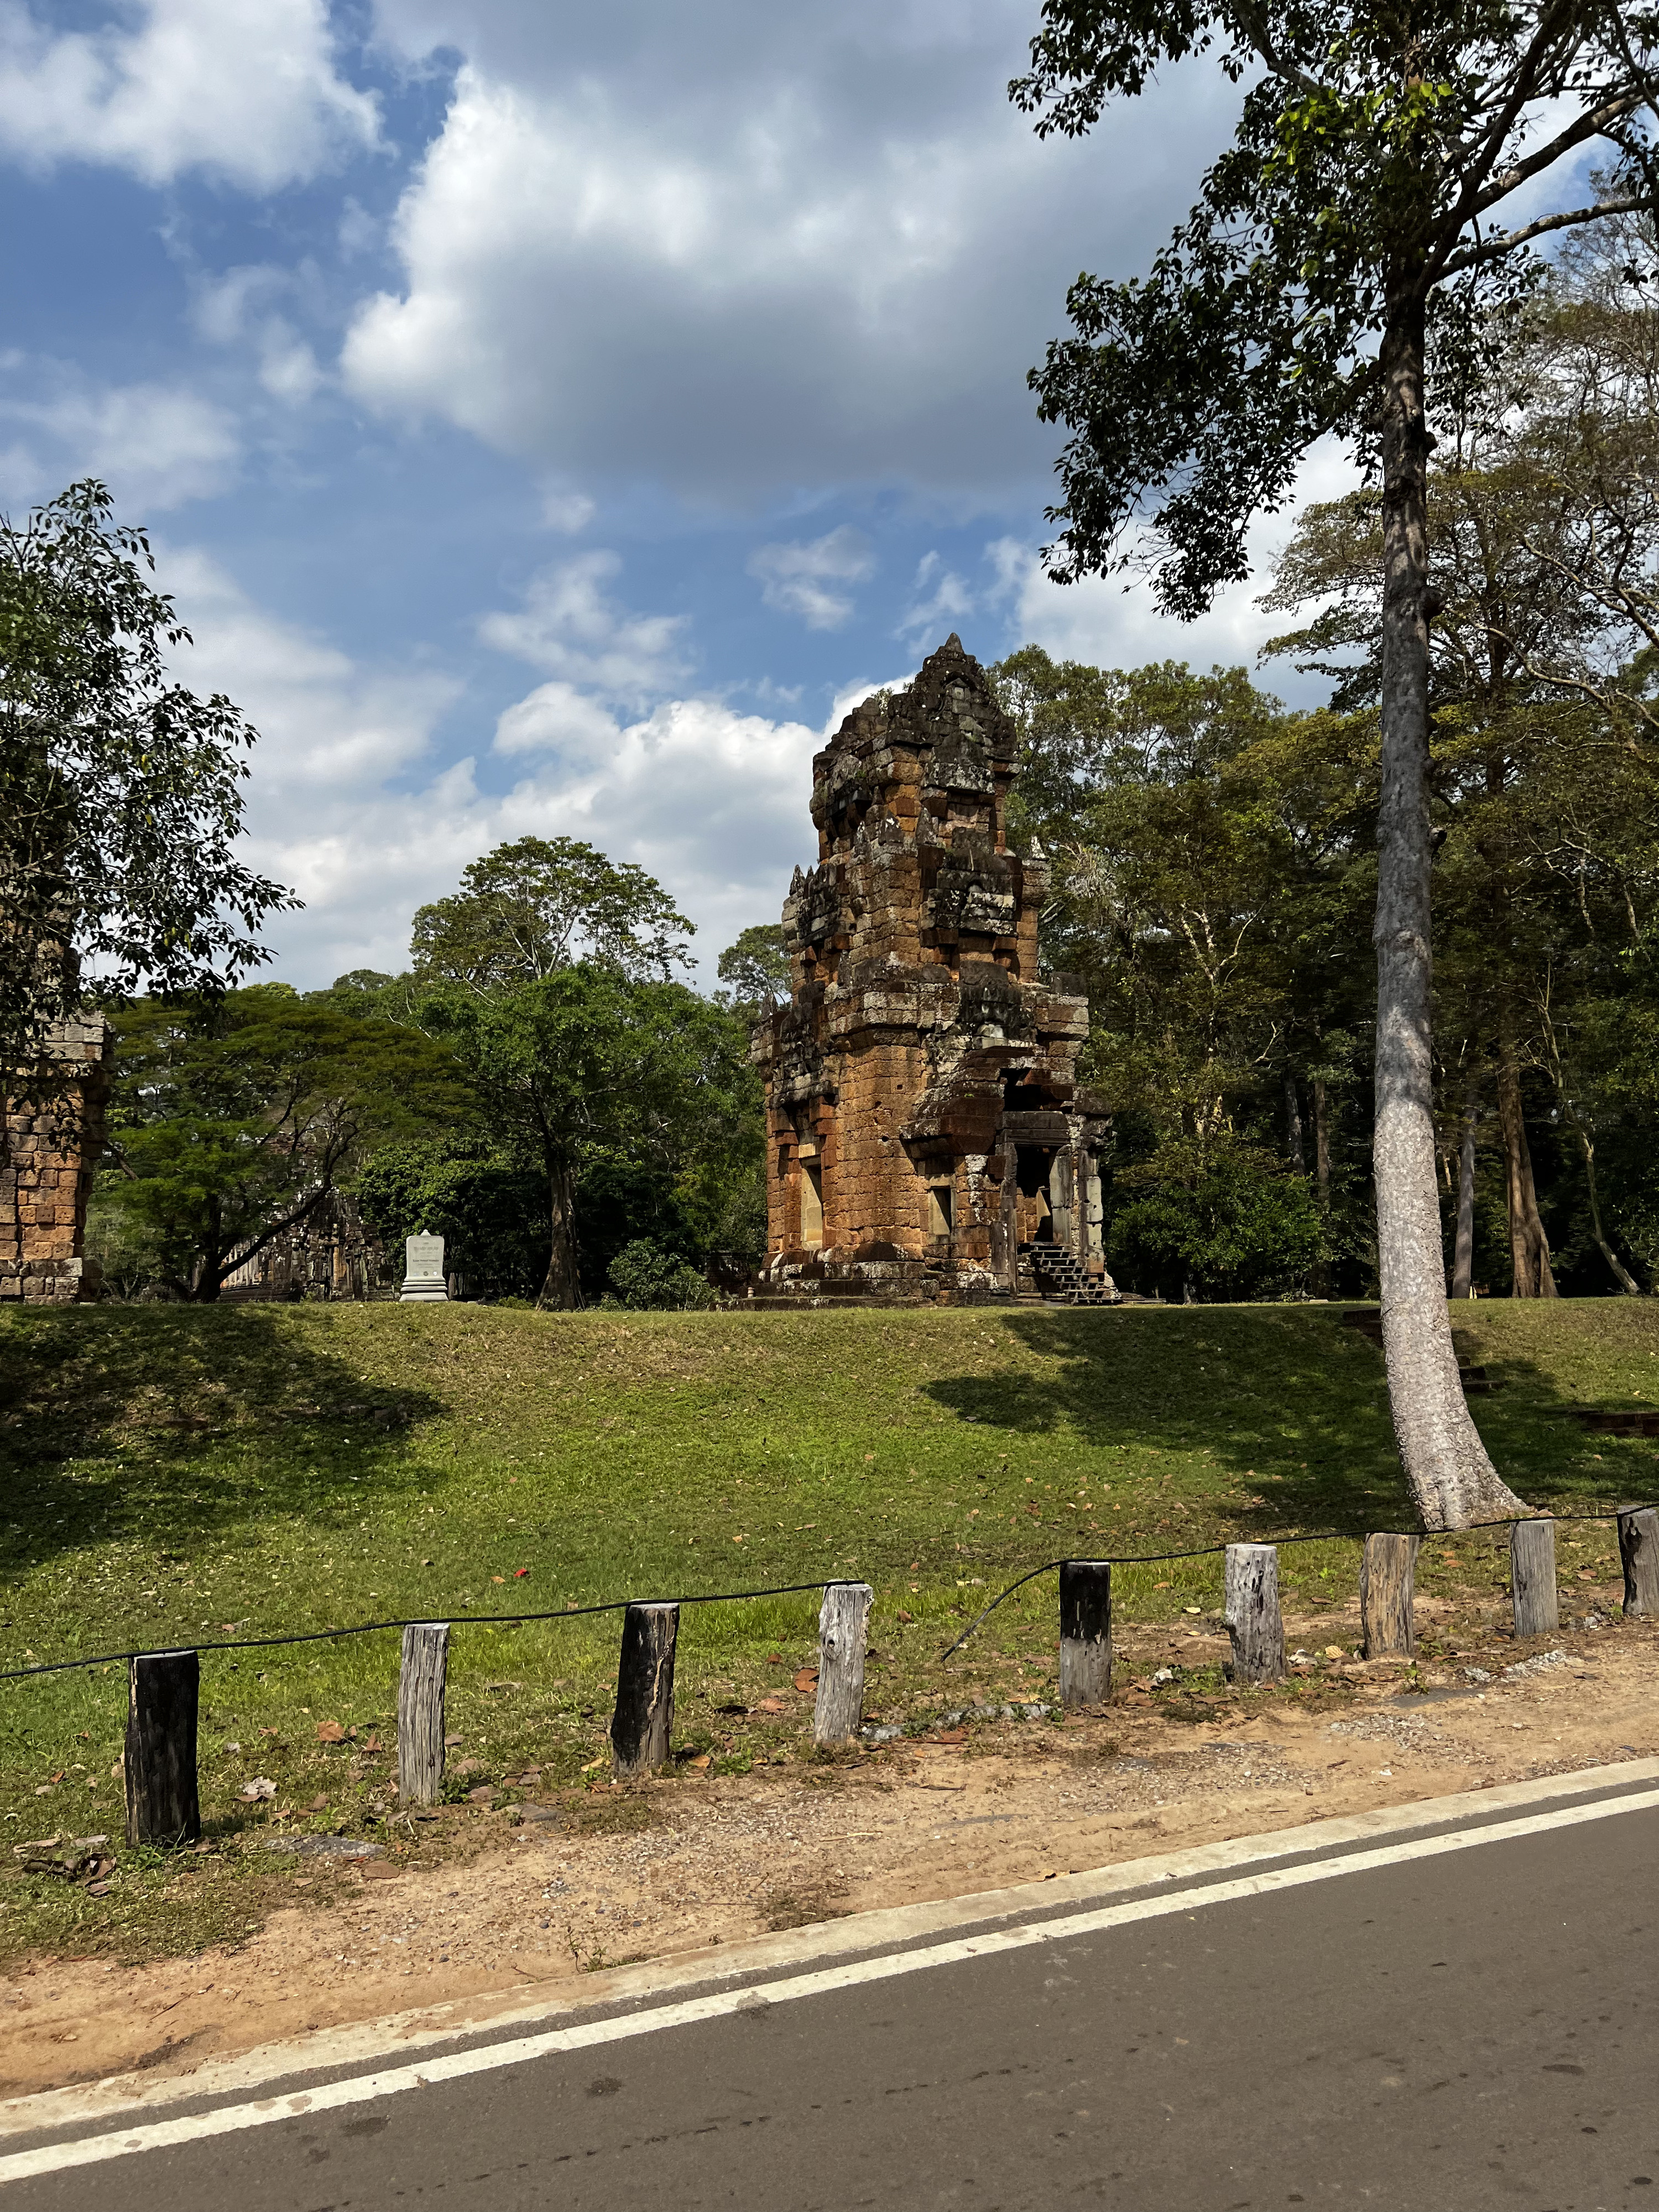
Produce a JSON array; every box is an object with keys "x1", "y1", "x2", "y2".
[
  {"x1": 983, "y1": 439, "x2": 1363, "y2": 684},
  {"x1": 986, "y1": 537, "x2": 1276, "y2": 671},
  {"x1": 256, "y1": 674, "x2": 824, "y2": 988},
  {"x1": 150, "y1": 540, "x2": 865, "y2": 987},
  {"x1": 340, "y1": 35, "x2": 1217, "y2": 499},
  {"x1": 898, "y1": 550, "x2": 973, "y2": 641},
  {"x1": 489, "y1": 693, "x2": 824, "y2": 966},
  {"x1": 190, "y1": 265, "x2": 325, "y2": 406},
  {"x1": 0, "y1": 0, "x2": 379, "y2": 191},
  {"x1": 478, "y1": 551, "x2": 691, "y2": 707},
  {"x1": 492, "y1": 679, "x2": 622, "y2": 758},
  {"x1": 161, "y1": 546, "x2": 459, "y2": 794},
  {"x1": 539, "y1": 487, "x2": 596, "y2": 534},
  {"x1": 0, "y1": 377, "x2": 239, "y2": 509},
  {"x1": 249, "y1": 687, "x2": 825, "y2": 989},
  {"x1": 748, "y1": 524, "x2": 874, "y2": 629}
]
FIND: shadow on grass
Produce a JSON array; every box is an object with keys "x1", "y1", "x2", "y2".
[
  {"x1": 0, "y1": 1306, "x2": 447, "y2": 1580},
  {"x1": 922, "y1": 1305, "x2": 1651, "y2": 1539}
]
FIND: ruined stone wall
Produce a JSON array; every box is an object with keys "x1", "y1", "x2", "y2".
[
  {"x1": 1, "y1": 1013, "x2": 113, "y2": 1303},
  {"x1": 756, "y1": 634, "x2": 1112, "y2": 1302}
]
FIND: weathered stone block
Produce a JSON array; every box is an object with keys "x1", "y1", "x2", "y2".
[{"x1": 1, "y1": 1013, "x2": 112, "y2": 1304}]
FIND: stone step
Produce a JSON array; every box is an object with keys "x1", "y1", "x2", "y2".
[{"x1": 1566, "y1": 1407, "x2": 1659, "y2": 1436}]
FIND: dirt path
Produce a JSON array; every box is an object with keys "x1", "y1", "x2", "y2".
[{"x1": 4, "y1": 1608, "x2": 1655, "y2": 2100}]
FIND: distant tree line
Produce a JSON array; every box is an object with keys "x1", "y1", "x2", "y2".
[
  {"x1": 91, "y1": 837, "x2": 770, "y2": 1308},
  {"x1": 991, "y1": 243, "x2": 1659, "y2": 1311}
]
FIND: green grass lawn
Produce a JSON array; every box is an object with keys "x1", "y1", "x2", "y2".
[{"x1": 1, "y1": 1296, "x2": 1655, "y2": 1965}]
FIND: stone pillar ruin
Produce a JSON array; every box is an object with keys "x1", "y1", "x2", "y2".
[
  {"x1": 1, "y1": 1013, "x2": 113, "y2": 1304},
  {"x1": 753, "y1": 634, "x2": 1117, "y2": 1308}
]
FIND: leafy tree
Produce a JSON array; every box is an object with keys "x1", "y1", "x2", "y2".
[
  {"x1": 603, "y1": 1239, "x2": 718, "y2": 1311},
  {"x1": 995, "y1": 651, "x2": 1378, "y2": 1286},
  {"x1": 989, "y1": 648, "x2": 1135, "y2": 830},
  {"x1": 1109, "y1": 1140, "x2": 1327, "y2": 1302},
  {"x1": 303, "y1": 969, "x2": 404, "y2": 1019},
  {"x1": 1, "y1": 481, "x2": 294, "y2": 1068},
  {"x1": 571, "y1": 1159, "x2": 703, "y2": 1300},
  {"x1": 414, "y1": 964, "x2": 758, "y2": 1309},
  {"x1": 98, "y1": 986, "x2": 466, "y2": 1300},
  {"x1": 1490, "y1": 228, "x2": 1659, "y2": 737},
  {"x1": 715, "y1": 924, "x2": 791, "y2": 1018},
  {"x1": 411, "y1": 836, "x2": 693, "y2": 992},
  {"x1": 1011, "y1": 0, "x2": 1659, "y2": 1526},
  {"x1": 352, "y1": 1136, "x2": 550, "y2": 1300},
  {"x1": 1266, "y1": 270, "x2": 1659, "y2": 1301}
]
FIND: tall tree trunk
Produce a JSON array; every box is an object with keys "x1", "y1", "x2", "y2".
[
  {"x1": 1284, "y1": 1069, "x2": 1306, "y2": 1172},
  {"x1": 1374, "y1": 293, "x2": 1524, "y2": 1530},
  {"x1": 536, "y1": 1149, "x2": 582, "y2": 1311},
  {"x1": 1495, "y1": 1038, "x2": 1555, "y2": 1298},
  {"x1": 1311, "y1": 1076, "x2": 1332, "y2": 1296},
  {"x1": 1578, "y1": 1131, "x2": 1641, "y2": 1295},
  {"x1": 1312, "y1": 1078, "x2": 1331, "y2": 1207},
  {"x1": 1535, "y1": 987, "x2": 1639, "y2": 1294},
  {"x1": 193, "y1": 1193, "x2": 225, "y2": 1303},
  {"x1": 1450, "y1": 1087, "x2": 1478, "y2": 1301}
]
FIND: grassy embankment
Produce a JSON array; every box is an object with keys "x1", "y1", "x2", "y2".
[{"x1": 1, "y1": 1297, "x2": 1655, "y2": 1966}]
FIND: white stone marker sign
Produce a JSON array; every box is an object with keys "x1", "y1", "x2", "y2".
[{"x1": 400, "y1": 1232, "x2": 448, "y2": 1302}]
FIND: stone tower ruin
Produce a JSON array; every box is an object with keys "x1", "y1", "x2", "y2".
[
  {"x1": 1, "y1": 1013, "x2": 112, "y2": 1304},
  {"x1": 754, "y1": 634, "x2": 1116, "y2": 1306}
]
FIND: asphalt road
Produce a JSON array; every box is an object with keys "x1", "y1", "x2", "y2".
[{"x1": 4, "y1": 1775, "x2": 1658, "y2": 2211}]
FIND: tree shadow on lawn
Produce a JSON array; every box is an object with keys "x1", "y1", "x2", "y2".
[
  {"x1": 922, "y1": 1305, "x2": 1647, "y2": 1540},
  {"x1": 0, "y1": 1306, "x2": 447, "y2": 1580}
]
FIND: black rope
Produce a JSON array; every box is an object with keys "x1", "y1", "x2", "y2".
[
  {"x1": 4, "y1": 1503, "x2": 1652, "y2": 1686},
  {"x1": 937, "y1": 1561, "x2": 1070, "y2": 1660},
  {"x1": 935, "y1": 1503, "x2": 1659, "y2": 1661},
  {"x1": 0, "y1": 1579, "x2": 833, "y2": 1684}
]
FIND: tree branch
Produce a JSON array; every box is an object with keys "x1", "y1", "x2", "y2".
[
  {"x1": 205, "y1": 1181, "x2": 337, "y2": 1292},
  {"x1": 1459, "y1": 83, "x2": 1656, "y2": 225},
  {"x1": 1437, "y1": 195, "x2": 1645, "y2": 279},
  {"x1": 1439, "y1": 0, "x2": 1584, "y2": 233}
]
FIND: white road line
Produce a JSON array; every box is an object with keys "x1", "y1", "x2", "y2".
[{"x1": 3, "y1": 1780, "x2": 1656, "y2": 2187}]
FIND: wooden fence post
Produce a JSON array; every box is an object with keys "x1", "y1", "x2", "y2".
[
  {"x1": 1224, "y1": 1544, "x2": 1285, "y2": 1684},
  {"x1": 125, "y1": 1651, "x2": 201, "y2": 1847},
  {"x1": 1058, "y1": 1561, "x2": 1113, "y2": 1709},
  {"x1": 1618, "y1": 1507, "x2": 1659, "y2": 1620},
  {"x1": 398, "y1": 1624, "x2": 449, "y2": 1808},
  {"x1": 1510, "y1": 1519, "x2": 1559, "y2": 1637},
  {"x1": 1360, "y1": 1533, "x2": 1419, "y2": 1658},
  {"x1": 611, "y1": 1603, "x2": 680, "y2": 1776},
  {"x1": 814, "y1": 1582, "x2": 873, "y2": 1746}
]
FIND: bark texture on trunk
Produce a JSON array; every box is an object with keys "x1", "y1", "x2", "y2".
[
  {"x1": 1495, "y1": 1044, "x2": 1555, "y2": 1298},
  {"x1": 1582, "y1": 1149, "x2": 1640, "y2": 1295},
  {"x1": 1374, "y1": 296, "x2": 1525, "y2": 1531},
  {"x1": 1284, "y1": 1070, "x2": 1306, "y2": 1172},
  {"x1": 536, "y1": 1150, "x2": 582, "y2": 1311},
  {"x1": 1450, "y1": 1090, "x2": 1477, "y2": 1300},
  {"x1": 1312, "y1": 1078, "x2": 1331, "y2": 1207},
  {"x1": 1311, "y1": 1076, "x2": 1332, "y2": 1297}
]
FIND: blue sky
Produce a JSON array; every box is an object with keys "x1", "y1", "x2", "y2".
[{"x1": 0, "y1": 0, "x2": 1373, "y2": 986}]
